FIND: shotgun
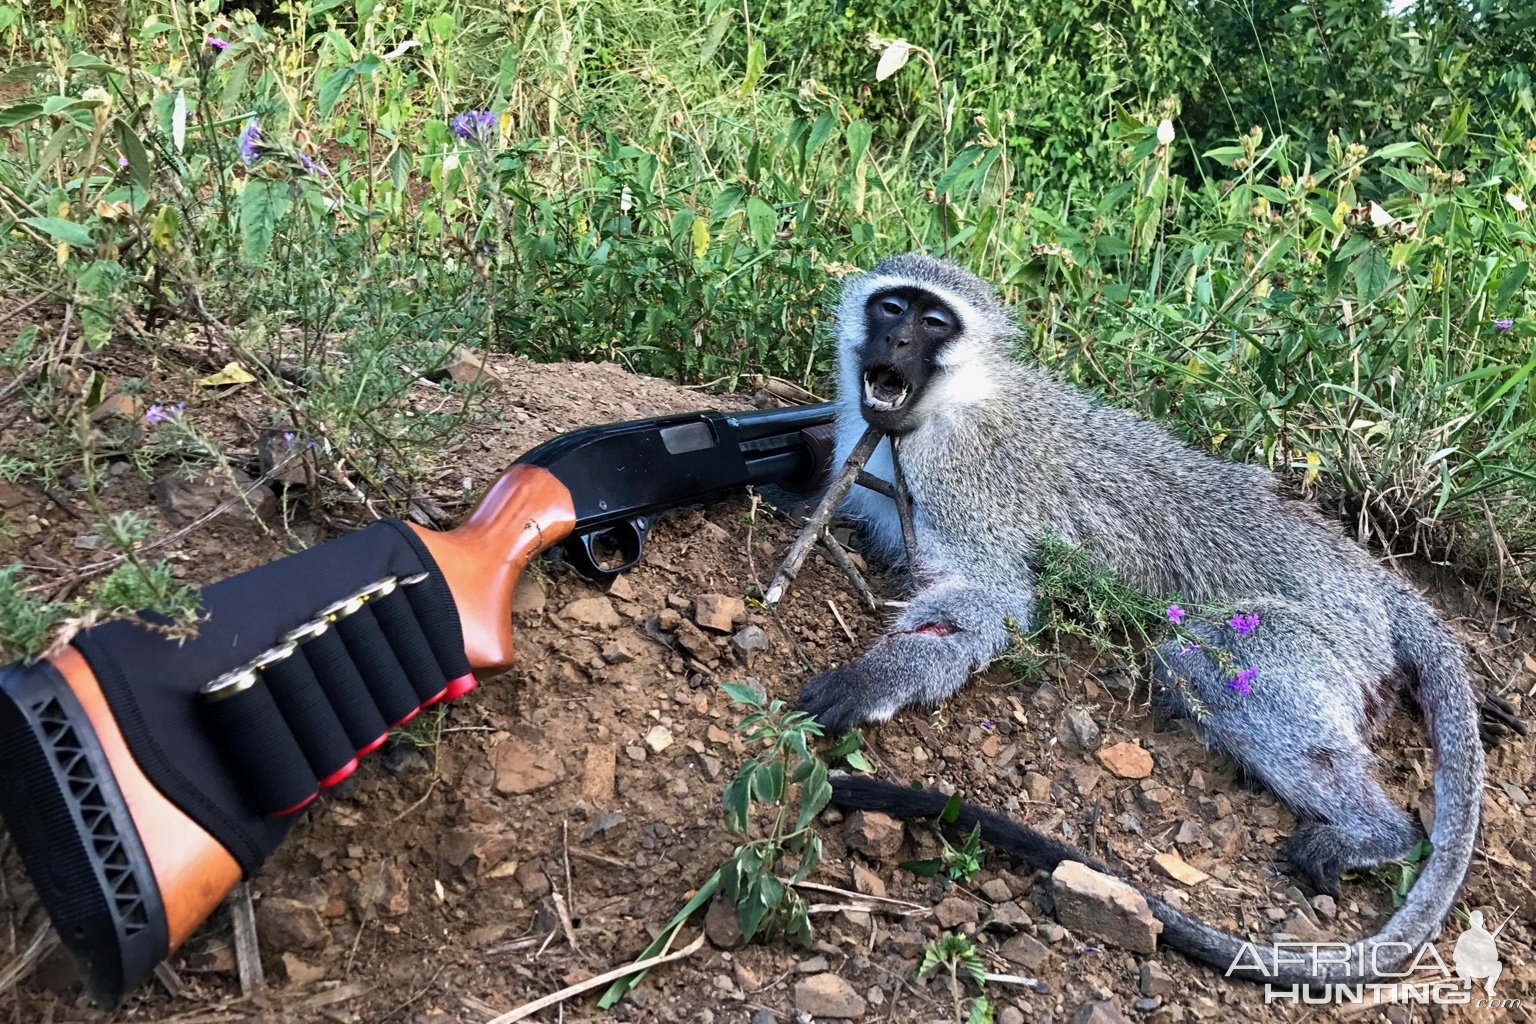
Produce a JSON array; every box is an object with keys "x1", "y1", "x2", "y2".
[{"x1": 0, "y1": 400, "x2": 836, "y2": 1006}]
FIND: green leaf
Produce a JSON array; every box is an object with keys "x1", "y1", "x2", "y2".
[
  {"x1": 318, "y1": 64, "x2": 358, "y2": 118},
  {"x1": 846, "y1": 120, "x2": 873, "y2": 165},
  {"x1": 722, "y1": 771, "x2": 753, "y2": 832},
  {"x1": 597, "y1": 868, "x2": 721, "y2": 1009},
  {"x1": 239, "y1": 177, "x2": 292, "y2": 261},
  {"x1": 745, "y1": 196, "x2": 775, "y2": 248},
  {"x1": 1351, "y1": 246, "x2": 1390, "y2": 303},
  {"x1": 794, "y1": 760, "x2": 831, "y2": 832},
  {"x1": 940, "y1": 791, "x2": 963, "y2": 824},
  {"x1": 21, "y1": 216, "x2": 93, "y2": 248},
  {"x1": 114, "y1": 118, "x2": 151, "y2": 193},
  {"x1": 738, "y1": 38, "x2": 764, "y2": 98},
  {"x1": 843, "y1": 749, "x2": 871, "y2": 772},
  {"x1": 721, "y1": 681, "x2": 763, "y2": 708},
  {"x1": 900, "y1": 857, "x2": 944, "y2": 877},
  {"x1": 0, "y1": 102, "x2": 43, "y2": 127},
  {"x1": 699, "y1": 8, "x2": 732, "y2": 65}
]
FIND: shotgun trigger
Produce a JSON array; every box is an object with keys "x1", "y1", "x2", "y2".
[{"x1": 563, "y1": 516, "x2": 652, "y2": 582}]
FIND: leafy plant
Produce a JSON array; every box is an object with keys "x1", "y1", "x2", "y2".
[
  {"x1": 917, "y1": 932, "x2": 993, "y2": 1024},
  {"x1": 901, "y1": 791, "x2": 984, "y2": 884},
  {"x1": 597, "y1": 682, "x2": 868, "y2": 1008}
]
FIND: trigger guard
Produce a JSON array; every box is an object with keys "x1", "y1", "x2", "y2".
[{"x1": 565, "y1": 517, "x2": 651, "y2": 582}]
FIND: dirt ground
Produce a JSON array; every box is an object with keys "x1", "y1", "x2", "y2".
[{"x1": 1, "y1": 348, "x2": 1533, "y2": 1024}]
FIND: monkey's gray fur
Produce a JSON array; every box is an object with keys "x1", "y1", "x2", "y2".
[{"x1": 805, "y1": 251, "x2": 1486, "y2": 984}]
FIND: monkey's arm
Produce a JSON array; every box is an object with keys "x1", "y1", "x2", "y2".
[{"x1": 799, "y1": 575, "x2": 1032, "y2": 732}]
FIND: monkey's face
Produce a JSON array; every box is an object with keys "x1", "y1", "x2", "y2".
[{"x1": 858, "y1": 286, "x2": 959, "y2": 434}]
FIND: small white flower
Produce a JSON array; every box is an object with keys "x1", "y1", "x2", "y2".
[
  {"x1": 620, "y1": 185, "x2": 633, "y2": 212},
  {"x1": 1369, "y1": 202, "x2": 1393, "y2": 228},
  {"x1": 1506, "y1": 190, "x2": 1528, "y2": 213},
  {"x1": 1156, "y1": 118, "x2": 1175, "y2": 146}
]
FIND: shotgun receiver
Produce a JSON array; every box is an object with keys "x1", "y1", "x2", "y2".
[{"x1": 0, "y1": 400, "x2": 835, "y2": 1006}]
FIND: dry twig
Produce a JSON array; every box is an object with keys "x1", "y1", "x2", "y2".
[{"x1": 764, "y1": 426, "x2": 883, "y2": 606}]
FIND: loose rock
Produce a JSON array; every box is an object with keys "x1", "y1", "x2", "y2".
[
  {"x1": 1000, "y1": 932, "x2": 1050, "y2": 970},
  {"x1": 732, "y1": 624, "x2": 771, "y2": 663},
  {"x1": 153, "y1": 467, "x2": 276, "y2": 527},
  {"x1": 434, "y1": 345, "x2": 503, "y2": 384},
  {"x1": 704, "y1": 895, "x2": 745, "y2": 949},
  {"x1": 846, "y1": 810, "x2": 904, "y2": 860},
  {"x1": 1051, "y1": 861, "x2": 1162, "y2": 954},
  {"x1": 645, "y1": 725, "x2": 674, "y2": 754},
  {"x1": 1059, "y1": 706, "x2": 1102, "y2": 752},
  {"x1": 493, "y1": 739, "x2": 565, "y2": 795},
  {"x1": 1097, "y1": 741, "x2": 1154, "y2": 779},
  {"x1": 694, "y1": 593, "x2": 746, "y2": 633},
  {"x1": 581, "y1": 744, "x2": 617, "y2": 804},
  {"x1": 1074, "y1": 1000, "x2": 1134, "y2": 1024},
  {"x1": 255, "y1": 897, "x2": 328, "y2": 952},
  {"x1": 935, "y1": 896, "x2": 979, "y2": 929},
  {"x1": 1140, "y1": 961, "x2": 1175, "y2": 997},
  {"x1": 1152, "y1": 850, "x2": 1211, "y2": 886},
  {"x1": 793, "y1": 974, "x2": 867, "y2": 1019},
  {"x1": 558, "y1": 596, "x2": 620, "y2": 628}
]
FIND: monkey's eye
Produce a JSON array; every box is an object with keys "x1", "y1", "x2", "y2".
[
  {"x1": 877, "y1": 296, "x2": 907, "y2": 317},
  {"x1": 921, "y1": 309, "x2": 955, "y2": 330}
]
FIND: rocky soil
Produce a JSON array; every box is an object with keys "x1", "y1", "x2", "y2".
[{"x1": 1, "y1": 350, "x2": 1533, "y2": 1024}]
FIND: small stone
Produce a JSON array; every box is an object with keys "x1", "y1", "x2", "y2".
[
  {"x1": 673, "y1": 620, "x2": 719, "y2": 663},
  {"x1": 1135, "y1": 997, "x2": 1162, "y2": 1012},
  {"x1": 1051, "y1": 861, "x2": 1162, "y2": 954},
  {"x1": 153, "y1": 467, "x2": 276, "y2": 526},
  {"x1": 846, "y1": 811, "x2": 904, "y2": 860},
  {"x1": 72, "y1": 534, "x2": 100, "y2": 550},
  {"x1": 581, "y1": 744, "x2": 617, "y2": 804},
  {"x1": 514, "y1": 862, "x2": 550, "y2": 897},
  {"x1": 852, "y1": 863, "x2": 887, "y2": 899},
  {"x1": 601, "y1": 641, "x2": 634, "y2": 665},
  {"x1": 695, "y1": 594, "x2": 747, "y2": 633},
  {"x1": 1174, "y1": 820, "x2": 1203, "y2": 845},
  {"x1": 999, "y1": 1009, "x2": 1027, "y2": 1024},
  {"x1": 280, "y1": 953, "x2": 326, "y2": 987},
  {"x1": 435, "y1": 345, "x2": 503, "y2": 385},
  {"x1": 1097, "y1": 741, "x2": 1153, "y2": 779},
  {"x1": 1000, "y1": 932, "x2": 1050, "y2": 970},
  {"x1": 985, "y1": 901, "x2": 1031, "y2": 932},
  {"x1": 935, "y1": 897, "x2": 980, "y2": 929},
  {"x1": 749, "y1": 1011, "x2": 776, "y2": 1024},
  {"x1": 1312, "y1": 894, "x2": 1337, "y2": 920},
  {"x1": 732, "y1": 624, "x2": 771, "y2": 663},
  {"x1": 645, "y1": 725, "x2": 674, "y2": 753},
  {"x1": 794, "y1": 974, "x2": 867, "y2": 1018},
  {"x1": 1022, "y1": 772, "x2": 1052, "y2": 802},
  {"x1": 558, "y1": 596, "x2": 620, "y2": 628},
  {"x1": 89, "y1": 392, "x2": 142, "y2": 424},
  {"x1": 980, "y1": 878, "x2": 1012, "y2": 902},
  {"x1": 382, "y1": 744, "x2": 428, "y2": 777},
  {"x1": 1276, "y1": 909, "x2": 1326, "y2": 942},
  {"x1": 1152, "y1": 850, "x2": 1210, "y2": 886},
  {"x1": 1066, "y1": 764, "x2": 1103, "y2": 796},
  {"x1": 512, "y1": 575, "x2": 546, "y2": 614},
  {"x1": 608, "y1": 575, "x2": 636, "y2": 602},
  {"x1": 1074, "y1": 1000, "x2": 1133, "y2": 1024},
  {"x1": 256, "y1": 897, "x2": 327, "y2": 951},
  {"x1": 705, "y1": 895, "x2": 745, "y2": 949},
  {"x1": 372, "y1": 859, "x2": 410, "y2": 916},
  {"x1": 657, "y1": 608, "x2": 682, "y2": 631},
  {"x1": 1059, "y1": 707, "x2": 1101, "y2": 752},
  {"x1": 1500, "y1": 781, "x2": 1530, "y2": 807},
  {"x1": 493, "y1": 739, "x2": 564, "y2": 795},
  {"x1": 582, "y1": 810, "x2": 626, "y2": 840},
  {"x1": 796, "y1": 955, "x2": 830, "y2": 973},
  {"x1": 1140, "y1": 961, "x2": 1174, "y2": 997}
]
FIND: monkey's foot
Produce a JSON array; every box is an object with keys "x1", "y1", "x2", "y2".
[
  {"x1": 1284, "y1": 824, "x2": 1351, "y2": 898},
  {"x1": 800, "y1": 662, "x2": 891, "y2": 734},
  {"x1": 1479, "y1": 692, "x2": 1528, "y2": 748}
]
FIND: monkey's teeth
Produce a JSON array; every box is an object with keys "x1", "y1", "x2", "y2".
[{"x1": 863, "y1": 379, "x2": 909, "y2": 412}]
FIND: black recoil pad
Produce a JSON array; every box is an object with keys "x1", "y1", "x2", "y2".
[
  {"x1": 201, "y1": 683, "x2": 317, "y2": 816},
  {"x1": 334, "y1": 605, "x2": 420, "y2": 726},
  {"x1": 260, "y1": 648, "x2": 356, "y2": 784},
  {"x1": 301, "y1": 627, "x2": 390, "y2": 752},
  {"x1": 370, "y1": 588, "x2": 449, "y2": 703}
]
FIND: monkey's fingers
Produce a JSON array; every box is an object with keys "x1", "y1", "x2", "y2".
[{"x1": 1478, "y1": 692, "x2": 1528, "y2": 747}]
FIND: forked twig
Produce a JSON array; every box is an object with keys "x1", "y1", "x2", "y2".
[{"x1": 765, "y1": 425, "x2": 884, "y2": 606}]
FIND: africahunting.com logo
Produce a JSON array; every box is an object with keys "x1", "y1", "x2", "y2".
[{"x1": 1227, "y1": 911, "x2": 1521, "y2": 1010}]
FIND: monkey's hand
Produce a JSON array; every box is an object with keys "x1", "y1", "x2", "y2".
[
  {"x1": 1479, "y1": 691, "x2": 1528, "y2": 748},
  {"x1": 800, "y1": 581, "x2": 1030, "y2": 732}
]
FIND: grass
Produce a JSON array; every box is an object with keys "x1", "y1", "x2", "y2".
[{"x1": 0, "y1": 0, "x2": 1533, "y2": 658}]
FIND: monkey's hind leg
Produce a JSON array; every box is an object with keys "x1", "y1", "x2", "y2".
[{"x1": 1152, "y1": 611, "x2": 1416, "y2": 897}]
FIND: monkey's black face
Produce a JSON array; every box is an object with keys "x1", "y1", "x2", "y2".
[{"x1": 858, "y1": 286, "x2": 959, "y2": 433}]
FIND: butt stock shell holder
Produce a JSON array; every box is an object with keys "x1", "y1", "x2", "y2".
[{"x1": 199, "y1": 575, "x2": 469, "y2": 818}]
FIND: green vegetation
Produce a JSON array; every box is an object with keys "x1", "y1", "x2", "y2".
[
  {"x1": 917, "y1": 932, "x2": 992, "y2": 1024},
  {"x1": 0, "y1": 0, "x2": 1533, "y2": 657},
  {"x1": 901, "y1": 790, "x2": 985, "y2": 884}
]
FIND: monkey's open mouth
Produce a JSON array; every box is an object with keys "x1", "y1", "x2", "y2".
[{"x1": 863, "y1": 365, "x2": 910, "y2": 412}]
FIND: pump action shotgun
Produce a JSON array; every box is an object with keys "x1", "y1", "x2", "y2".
[{"x1": 0, "y1": 400, "x2": 836, "y2": 1006}]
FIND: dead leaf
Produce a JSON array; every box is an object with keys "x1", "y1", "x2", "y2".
[
  {"x1": 197, "y1": 361, "x2": 257, "y2": 387},
  {"x1": 1153, "y1": 850, "x2": 1210, "y2": 886}
]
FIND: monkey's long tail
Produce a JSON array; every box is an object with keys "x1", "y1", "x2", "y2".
[{"x1": 830, "y1": 628, "x2": 1485, "y2": 991}]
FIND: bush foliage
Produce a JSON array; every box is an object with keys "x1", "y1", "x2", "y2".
[{"x1": 0, "y1": 0, "x2": 1533, "y2": 656}]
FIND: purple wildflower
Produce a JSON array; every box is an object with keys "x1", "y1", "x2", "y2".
[
  {"x1": 1493, "y1": 317, "x2": 1514, "y2": 331},
  {"x1": 206, "y1": 35, "x2": 230, "y2": 50},
  {"x1": 297, "y1": 152, "x2": 329, "y2": 177},
  {"x1": 1228, "y1": 667, "x2": 1257, "y2": 696},
  {"x1": 1175, "y1": 643, "x2": 1197, "y2": 659},
  {"x1": 282, "y1": 431, "x2": 296, "y2": 451},
  {"x1": 117, "y1": 155, "x2": 129, "y2": 168},
  {"x1": 146, "y1": 404, "x2": 166, "y2": 424},
  {"x1": 1228, "y1": 611, "x2": 1260, "y2": 635},
  {"x1": 451, "y1": 109, "x2": 497, "y2": 143},
  {"x1": 1165, "y1": 604, "x2": 1186, "y2": 625},
  {"x1": 237, "y1": 117, "x2": 262, "y2": 165}
]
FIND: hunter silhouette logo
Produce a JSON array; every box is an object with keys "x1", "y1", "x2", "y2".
[{"x1": 1453, "y1": 910, "x2": 1507, "y2": 998}]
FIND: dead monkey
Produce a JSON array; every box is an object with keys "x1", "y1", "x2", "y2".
[{"x1": 801, "y1": 252, "x2": 1523, "y2": 984}]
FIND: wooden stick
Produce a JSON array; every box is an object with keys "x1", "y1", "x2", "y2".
[
  {"x1": 890, "y1": 434, "x2": 920, "y2": 571},
  {"x1": 227, "y1": 881, "x2": 265, "y2": 998},
  {"x1": 764, "y1": 426, "x2": 883, "y2": 606},
  {"x1": 483, "y1": 931, "x2": 708, "y2": 1024},
  {"x1": 855, "y1": 470, "x2": 896, "y2": 499},
  {"x1": 818, "y1": 534, "x2": 879, "y2": 612}
]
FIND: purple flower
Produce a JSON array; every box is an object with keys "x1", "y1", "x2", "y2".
[
  {"x1": 1165, "y1": 604, "x2": 1186, "y2": 625},
  {"x1": 1175, "y1": 643, "x2": 1197, "y2": 659},
  {"x1": 282, "y1": 431, "x2": 295, "y2": 451},
  {"x1": 206, "y1": 35, "x2": 230, "y2": 50},
  {"x1": 1493, "y1": 317, "x2": 1514, "y2": 331},
  {"x1": 238, "y1": 117, "x2": 262, "y2": 165},
  {"x1": 146, "y1": 403, "x2": 166, "y2": 424},
  {"x1": 297, "y1": 151, "x2": 329, "y2": 177},
  {"x1": 451, "y1": 109, "x2": 497, "y2": 143},
  {"x1": 117, "y1": 155, "x2": 129, "y2": 168},
  {"x1": 1227, "y1": 667, "x2": 1257, "y2": 695},
  {"x1": 1228, "y1": 611, "x2": 1260, "y2": 635}
]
